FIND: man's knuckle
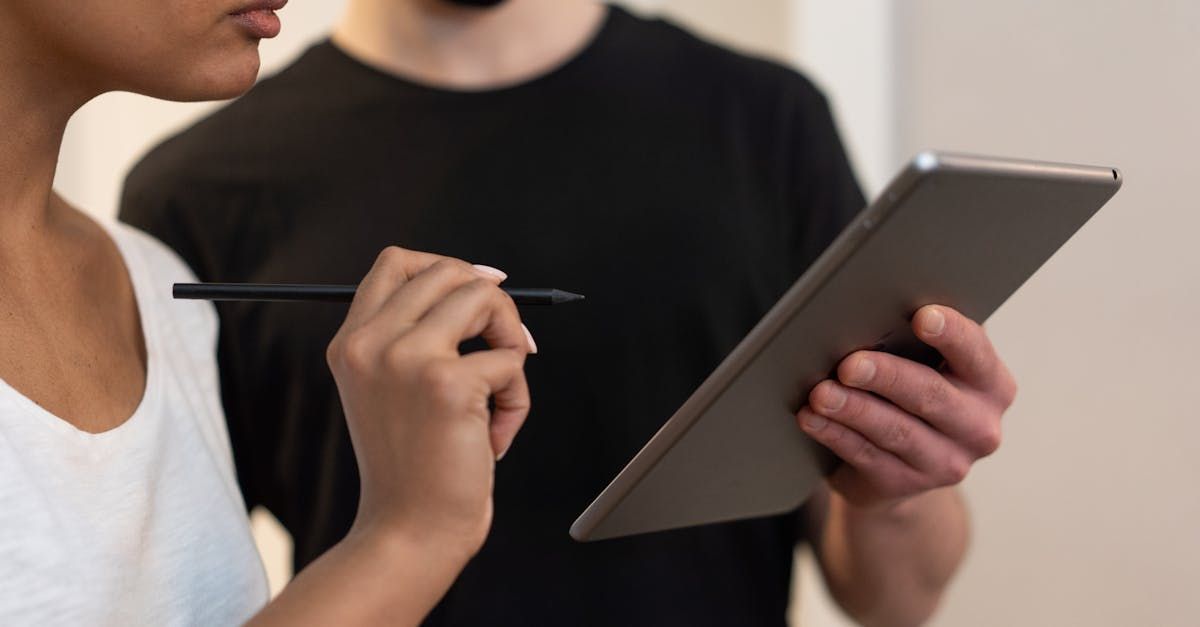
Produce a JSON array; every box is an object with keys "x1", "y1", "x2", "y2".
[
  {"x1": 883, "y1": 361, "x2": 903, "y2": 392},
  {"x1": 877, "y1": 473, "x2": 909, "y2": 497},
  {"x1": 854, "y1": 439, "x2": 879, "y2": 466},
  {"x1": 999, "y1": 375, "x2": 1019, "y2": 407},
  {"x1": 971, "y1": 420, "x2": 1003, "y2": 456},
  {"x1": 917, "y1": 378, "x2": 951, "y2": 417},
  {"x1": 883, "y1": 418, "x2": 914, "y2": 451},
  {"x1": 824, "y1": 423, "x2": 849, "y2": 447},
  {"x1": 974, "y1": 354, "x2": 997, "y2": 381},
  {"x1": 941, "y1": 455, "x2": 971, "y2": 485}
]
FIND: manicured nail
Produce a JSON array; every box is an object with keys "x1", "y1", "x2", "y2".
[
  {"x1": 472, "y1": 264, "x2": 508, "y2": 281},
  {"x1": 522, "y1": 323, "x2": 538, "y2": 354},
  {"x1": 922, "y1": 307, "x2": 945, "y2": 336},
  {"x1": 801, "y1": 412, "x2": 828, "y2": 431},
  {"x1": 847, "y1": 358, "x2": 876, "y2": 386},
  {"x1": 819, "y1": 384, "x2": 847, "y2": 413}
]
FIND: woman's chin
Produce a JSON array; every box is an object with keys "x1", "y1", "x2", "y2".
[{"x1": 140, "y1": 52, "x2": 262, "y2": 102}]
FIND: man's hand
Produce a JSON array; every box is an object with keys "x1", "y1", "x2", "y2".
[{"x1": 797, "y1": 304, "x2": 1017, "y2": 511}]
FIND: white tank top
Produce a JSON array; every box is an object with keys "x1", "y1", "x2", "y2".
[{"x1": 0, "y1": 220, "x2": 269, "y2": 625}]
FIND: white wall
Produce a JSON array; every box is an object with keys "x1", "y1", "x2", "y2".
[{"x1": 893, "y1": 3, "x2": 1200, "y2": 625}]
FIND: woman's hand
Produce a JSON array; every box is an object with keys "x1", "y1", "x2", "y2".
[
  {"x1": 326, "y1": 246, "x2": 536, "y2": 561},
  {"x1": 249, "y1": 246, "x2": 536, "y2": 626}
]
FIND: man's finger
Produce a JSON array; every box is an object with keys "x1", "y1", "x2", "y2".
[
  {"x1": 836, "y1": 350, "x2": 974, "y2": 438},
  {"x1": 460, "y1": 349, "x2": 531, "y2": 460},
  {"x1": 806, "y1": 379, "x2": 961, "y2": 474},
  {"x1": 797, "y1": 407, "x2": 917, "y2": 484},
  {"x1": 912, "y1": 305, "x2": 1016, "y2": 402}
]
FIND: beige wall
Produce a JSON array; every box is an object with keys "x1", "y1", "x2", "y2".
[
  {"x1": 895, "y1": 2, "x2": 1200, "y2": 625},
  {"x1": 54, "y1": 1, "x2": 348, "y2": 217},
  {"x1": 625, "y1": 0, "x2": 792, "y2": 61}
]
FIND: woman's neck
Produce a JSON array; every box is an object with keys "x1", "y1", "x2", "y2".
[
  {"x1": 331, "y1": 0, "x2": 604, "y2": 90},
  {"x1": 0, "y1": 13, "x2": 94, "y2": 241}
]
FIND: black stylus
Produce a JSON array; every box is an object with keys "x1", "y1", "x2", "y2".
[{"x1": 173, "y1": 283, "x2": 585, "y2": 306}]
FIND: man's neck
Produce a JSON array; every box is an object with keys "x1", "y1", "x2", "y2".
[{"x1": 332, "y1": 0, "x2": 605, "y2": 91}]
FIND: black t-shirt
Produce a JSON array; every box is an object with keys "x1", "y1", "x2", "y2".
[{"x1": 120, "y1": 6, "x2": 864, "y2": 625}]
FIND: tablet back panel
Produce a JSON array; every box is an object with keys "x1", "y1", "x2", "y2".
[{"x1": 570, "y1": 152, "x2": 1121, "y2": 541}]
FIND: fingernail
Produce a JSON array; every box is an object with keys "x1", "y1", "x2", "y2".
[
  {"x1": 497, "y1": 447, "x2": 509, "y2": 462},
  {"x1": 801, "y1": 412, "x2": 828, "y2": 431},
  {"x1": 819, "y1": 384, "x2": 847, "y2": 413},
  {"x1": 847, "y1": 358, "x2": 876, "y2": 386},
  {"x1": 471, "y1": 264, "x2": 508, "y2": 281},
  {"x1": 522, "y1": 323, "x2": 538, "y2": 354},
  {"x1": 922, "y1": 307, "x2": 945, "y2": 336}
]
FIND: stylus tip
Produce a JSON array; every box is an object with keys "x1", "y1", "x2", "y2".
[{"x1": 552, "y1": 289, "x2": 586, "y2": 304}]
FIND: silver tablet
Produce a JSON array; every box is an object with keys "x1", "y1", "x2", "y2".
[{"x1": 570, "y1": 151, "x2": 1121, "y2": 541}]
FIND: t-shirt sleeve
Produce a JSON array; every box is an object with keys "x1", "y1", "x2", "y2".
[
  {"x1": 118, "y1": 165, "x2": 263, "y2": 514},
  {"x1": 784, "y1": 87, "x2": 867, "y2": 281},
  {"x1": 120, "y1": 164, "x2": 212, "y2": 284},
  {"x1": 778, "y1": 81, "x2": 867, "y2": 540}
]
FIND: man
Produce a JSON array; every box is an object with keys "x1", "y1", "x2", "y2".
[{"x1": 121, "y1": 1, "x2": 1015, "y2": 624}]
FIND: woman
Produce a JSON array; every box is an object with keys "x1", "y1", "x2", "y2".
[{"x1": 0, "y1": 1, "x2": 535, "y2": 624}]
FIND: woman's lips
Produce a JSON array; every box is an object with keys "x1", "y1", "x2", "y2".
[{"x1": 230, "y1": 0, "x2": 287, "y2": 39}]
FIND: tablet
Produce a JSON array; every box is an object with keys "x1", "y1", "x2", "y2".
[{"x1": 570, "y1": 151, "x2": 1121, "y2": 541}]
